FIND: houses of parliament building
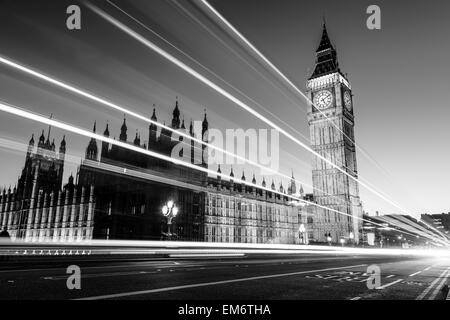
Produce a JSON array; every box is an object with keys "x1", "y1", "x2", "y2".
[
  {"x1": 0, "y1": 24, "x2": 362, "y2": 245},
  {"x1": 0, "y1": 101, "x2": 308, "y2": 244}
]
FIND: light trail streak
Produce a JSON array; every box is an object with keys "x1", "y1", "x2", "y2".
[
  {"x1": 2, "y1": 238, "x2": 450, "y2": 258},
  {"x1": 379, "y1": 217, "x2": 439, "y2": 241},
  {"x1": 0, "y1": 101, "x2": 358, "y2": 217},
  {"x1": 197, "y1": 0, "x2": 404, "y2": 210},
  {"x1": 395, "y1": 215, "x2": 449, "y2": 242},
  {"x1": 379, "y1": 215, "x2": 449, "y2": 245},
  {"x1": 418, "y1": 219, "x2": 449, "y2": 242},
  {"x1": 3, "y1": 100, "x2": 443, "y2": 244},
  {"x1": 86, "y1": 3, "x2": 418, "y2": 221},
  {"x1": 105, "y1": 0, "x2": 369, "y2": 210},
  {"x1": 2, "y1": 127, "x2": 423, "y2": 244},
  {"x1": 168, "y1": 0, "x2": 392, "y2": 200},
  {"x1": 0, "y1": 55, "x2": 358, "y2": 211}
]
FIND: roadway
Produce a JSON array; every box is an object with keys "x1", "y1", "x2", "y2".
[{"x1": 0, "y1": 248, "x2": 449, "y2": 300}]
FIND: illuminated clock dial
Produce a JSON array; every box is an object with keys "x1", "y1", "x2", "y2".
[
  {"x1": 344, "y1": 91, "x2": 352, "y2": 110},
  {"x1": 313, "y1": 90, "x2": 333, "y2": 109}
]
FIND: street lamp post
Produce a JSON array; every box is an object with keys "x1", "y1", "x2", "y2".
[
  {"x1": 349, "y1": 231, "x2": 354, "y2": 247},
  {"x1": 326, "y1": 233, "x2": 332, "y2": 246},
  {"x1": 299, "y1": 224, "x2": 306, "y2": 244},
  {"x1": 162, "y1": 200, "x2": 179, "y2": 240}
]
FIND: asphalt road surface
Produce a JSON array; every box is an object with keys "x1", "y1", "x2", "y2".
[{"x1": 0, "y1": 251, "x2": 449, "y2": 300}]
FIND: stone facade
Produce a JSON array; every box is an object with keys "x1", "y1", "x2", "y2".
[{"x1": 306, "y1": 24, "x2": 363, "y2": 244}]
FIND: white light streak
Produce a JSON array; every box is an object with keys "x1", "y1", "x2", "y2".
[
  {"x1": 2, "y1": 238, "x2": 450, "y2": 258},
  {"x1": 0, "y1": 55, "x2": 362, "y2": 213},
  {"x1": 3, "y1": 100, "x2": 439, "y2": 244},
  {"x1": 0, "y1": 101, "x2": 447, "y2": 244},
  {"x1": 198, "y1": 0, "x2": 406, "y2": 211},
  {"x1": 86, "y1": 3, "x2": 417, "y2": 221},
  {"x1": 0, "y1": 55, "x2": 353, "y2": 209}
]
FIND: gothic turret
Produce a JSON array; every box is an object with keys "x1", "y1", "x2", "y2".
[
  {"x1": 171, "y1": 98, "x2": 181, "y2": 129},
  {"x1": 151, "y1": 106, "x2": 157, "y2": 121},
  {"x1": 38, "y1": 130, "x2": 45, "y2": 147},
  {"x1": 202, "y1": 110, "x2": 208, "y2": 137},
  {"x1": 85, "y1": 122, "x2": 98, "y2": 161},
  {"x1": 103, "y1": 122, "x2": 110, "y2": 137},
  {"x1": 202, "y1": 110, "x2": 209, "y2": 167},
  {"x1": 101, "y1": 122, "x2": 110, "y2": 158},
  {"x1": 27, "y1": 134, "x2": 35, "y2": 155},
  {"x1": 45, "y1": 124, "x2": 52, "y2": 147},
  {"x1": 119, "y1": 116, "x2": 127, "y2": 142},
  {"x1": 58, "y1": 136, "x2": 66, "y2": 161},
  {"x1": 133, "y1": 130, "x2": 140, "y2": 146},
  {"x1": 288, "y1": 170, "x2": 297, "y2": 195},
  {"x1": 149, "y1": 106, "x2": 158, "y2": 148},
  {"x1": 59, "y1": 135, "x2": 66, "y2": 153}
]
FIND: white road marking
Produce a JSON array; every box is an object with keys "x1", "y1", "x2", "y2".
[
  {"x1": 43, "y1": 270, "x2": 158, "y2": 280},
  {"x1": 409, "y1": 271, "x2": 422, "y2": 277},
  {"x1": 416, "y1": 266, "x2": 450, "y2": 300},
  {"x1": 350, "y1": 297, "x2": 361, "y2": 300},
  {"x1": 386, "y1": 275, "x2": 395, "y2": 278},
  {"x1": 0, "y1": 260, "x2": 202, "y2": 274},
  {"x1": 76, "y1": 264, "x2": 367, "y2": 300},
  {"x1": 429, "y1": 269, "x2": 450, "y2": 300},
  {"x1": 424, "y1": 267, "x2": 431, "y2": 271},
  {"x1": 376, "y1": 279, "x2": 403, "y2": 290},
  {"x1": 0, "y1": 260, "x2": 193, "y2": 274},
  {"x1": 323, "y1": 276, "x2": 339, "y2": 280}
]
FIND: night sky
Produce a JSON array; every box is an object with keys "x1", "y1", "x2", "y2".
[{"x1": 0, "y1": 0, "x2": 449, "y2": 217}]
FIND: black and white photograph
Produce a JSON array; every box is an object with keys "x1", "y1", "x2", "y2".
[{"x1": 0, "y1": 0, "x2": 449, "y2": 310}]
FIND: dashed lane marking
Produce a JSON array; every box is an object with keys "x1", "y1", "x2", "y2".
[
  {"x1": 429, "y1": 269, "x2": 450, "y2": 300},
  {"x1": 416, "y1": 266, "x2": 450, "y2": 300},
  {"x1": 76, "y1": 264, "x2": 367, "y2": 300},
  {"x1": 376, "y1": 279, "x2": 403, "y2": 290}
]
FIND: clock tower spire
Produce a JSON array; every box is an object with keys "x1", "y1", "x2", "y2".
[
  {"x1": 309, "y1": 22, "x2": 340, "y2": 79},
  {"x1": 306, "y1": 23, "x2": 363, "y2": 244}
]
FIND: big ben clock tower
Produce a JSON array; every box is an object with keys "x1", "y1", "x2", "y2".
[{"x1": 306, "y1": 23, "x2": 363, "y2": 244}]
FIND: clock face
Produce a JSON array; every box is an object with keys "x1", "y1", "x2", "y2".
[
  {"x1": 313, "y1": 90, "x2": 333, "y2": 109},
  {"x1": 344, "y1": 91, "x2": 352, "y2": 110}
]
